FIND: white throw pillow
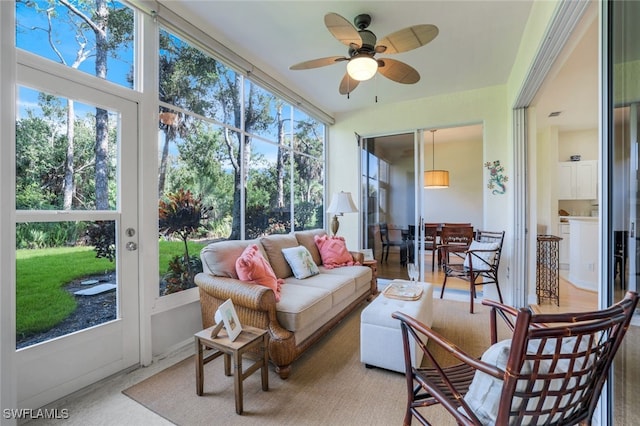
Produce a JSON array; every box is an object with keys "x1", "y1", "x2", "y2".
[
  {"x1": 463, "y1": 241, "x2": 500, "y2": 271},
  {"x1": 281, "y1": 245, "x2": 320, "y2": 279}
]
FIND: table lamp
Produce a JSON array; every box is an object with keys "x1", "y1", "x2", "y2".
[{"x1": 326, "y1": 191, "x2": 358, "y2": 236}]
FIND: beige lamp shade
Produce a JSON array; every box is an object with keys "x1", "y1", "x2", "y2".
[
  {"x1": 424, "y1": 170, "x2": 450, "y2": 189},
  {"x1": 424, "y1": 129, "x2": 449, "y2": 189},
  {"x1": 326, "y1": 191, "x2": 358, "y2": 236}
]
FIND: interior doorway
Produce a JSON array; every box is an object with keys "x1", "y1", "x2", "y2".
[{"x1": 360, "y1": 125, "x2": 484, "y2": 281}]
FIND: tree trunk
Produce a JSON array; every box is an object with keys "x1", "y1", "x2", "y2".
[
  {"x1": 276, "y1": 104, "x2": 285, "y2": 210},
  {"x1": 230, "y1": 75, "x2": 247, "y2": 240},
  {"x1": 63, "y1": 99, "x2": 75, "y2": 210},
  {"x1": 158, "y1": 130, "x2": 173, "y2": 197},
  {"x1": 94, "y1": 0, "x2": 110, "y2": 210}
]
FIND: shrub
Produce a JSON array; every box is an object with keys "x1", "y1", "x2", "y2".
[
  {"x1": 86, "y1": 221, "x2": 116, "y2": 262},
  {"x1": 158, "y1": 189, "x2": 211, "y2": 293}
]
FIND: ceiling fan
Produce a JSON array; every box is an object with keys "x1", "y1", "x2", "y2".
[{"x1": 289, "y1": 12, "x2": 438, "y2": 95}]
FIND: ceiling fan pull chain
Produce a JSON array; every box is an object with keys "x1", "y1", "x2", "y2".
[{"x1": 375, "y1": 74, "x2": 378, "y2": 103}]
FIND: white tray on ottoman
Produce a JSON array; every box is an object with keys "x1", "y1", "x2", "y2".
[{"x1": 360, "y1": 280, "x2": 434, "y2": 373}]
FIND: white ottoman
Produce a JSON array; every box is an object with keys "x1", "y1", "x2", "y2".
[{"x1": 360, "y1": 281, "x2": 434, "y2": 373}]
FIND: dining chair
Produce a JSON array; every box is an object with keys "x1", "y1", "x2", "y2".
[
  {"x1": 392, "y1": 291, "x2": 639, "y2": 426},
  {"x1": 406, "y1": 224, "x2": 438, "y2": 270},
  {"x1": 440, "y1": 230, "x2": 504, "y2": 313},
  {"x1": 379, "y1": 223, "x2": 407, "y2": 266},
  {"x1": 438, "y1": 225, "x2": 474, "y2": 267},
  {"x1": 423, "y1": 224, "x2": 439, "y2": 271},
  {"x1": 614, "y1": 230, "x2": 628, "y2": 289}
]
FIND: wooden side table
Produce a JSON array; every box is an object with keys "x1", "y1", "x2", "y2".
[
  {"x1": 362, "y1": 259, "x2": 378, "y2": 296},
  {"x1": 195, "y1": 325, "x2": 269, "y2": 414}
]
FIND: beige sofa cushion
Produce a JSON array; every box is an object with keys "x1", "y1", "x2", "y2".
[
  {"x1": 294, "y1": 229, "x2": 327, "y2": 266},
  {"x1": 260, "y1": 234, "x2": 299, "y2": 279},
  {"x1": 283, "y1": 272, "x2": 355, "y2": 308},
  {"x1": 200, "y1": 239, "x2": 263, "y2": 278},
  {"x1": 276, "y1": 284, "x2": 333, "y2": 332},
  {"x1": 319, "y1": 265, "x2": 372, "y2": 293}
]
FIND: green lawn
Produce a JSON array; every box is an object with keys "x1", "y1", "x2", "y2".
[{"x1": 16, "y1": 240, "x2": 206, "y2": 337}]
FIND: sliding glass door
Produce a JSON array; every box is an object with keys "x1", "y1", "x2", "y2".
[{"x1": 608, "y1": 1, "x2": 640, "y2": 423}]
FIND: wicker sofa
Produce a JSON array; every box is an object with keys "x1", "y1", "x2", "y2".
[{"x1": 194, "y1": 229, "x2": 374, "y2": 379}]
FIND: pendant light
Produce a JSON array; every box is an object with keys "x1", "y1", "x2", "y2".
[{"x1": 424, "y1": 129, "x2": 449, "y2": 188}]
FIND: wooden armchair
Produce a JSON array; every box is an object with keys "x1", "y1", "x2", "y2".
[
  {"x1": 392, "y1": 292, "x2": 639, "y2": 426},
  {"x1": 440, "y1": 230, "x2": 504, "y2": 313}
]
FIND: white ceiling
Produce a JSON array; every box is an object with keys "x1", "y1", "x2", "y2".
[
  {"x1": 163, "y1": 0, "x2": 535, "y2": 117},
  {"x1": 161, "y1": 0, "x2": 598, "y2": 157}
]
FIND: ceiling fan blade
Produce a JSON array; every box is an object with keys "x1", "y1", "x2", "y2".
[
  {"x1": 377, "y1": 24, "x2": 439, "y2": 54},
  {"x1": 377, "y1": 58, "x2": 420, "y2": 84},
  {"x1": 339, "y1": 73, "x2": 360, "y2": 95},
  {"x1": 290, "y1": 56, "x2": 347, "y2": 70},
  {"x1": 324, "y1": 12, "x2": 362, "y2": 48}
]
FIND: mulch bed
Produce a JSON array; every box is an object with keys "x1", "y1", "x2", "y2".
[{"x1": 16, "y1": 274, "x2": 116, "y2": 349}]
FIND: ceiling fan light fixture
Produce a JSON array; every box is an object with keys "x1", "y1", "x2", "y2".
[{"x1": 347, "y1": 55, "x2": 378, "y2": 81}]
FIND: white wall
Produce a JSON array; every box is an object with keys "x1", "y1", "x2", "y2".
[
  {"x1": 535, "y1": 124, "x2": 556, "y2": 235},
  {"x1": 151, "y1": 301, "x2": 202, "y2": 357},
  {"x1": 558, "y1": 129, "x2": 598, "y2": 161},
  {"x1": 387, "y1": 154, "x2": 414, "y2": 228},
  {"x1": 423, "y1": 138, "x2": 483, "y2": 228}
]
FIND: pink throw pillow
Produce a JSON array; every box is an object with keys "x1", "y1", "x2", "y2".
[
  {"x1": 314, "y1": 235, "x2": 358, "y2": 269},
  {"x1": 235, "y1": 244, "x2": 283, "y2": 301}
]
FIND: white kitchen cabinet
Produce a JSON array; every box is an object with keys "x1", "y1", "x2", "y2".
[
  {"x1": 558, "y1": 223, "x2": 570, "y2": 269},
  {"x1": 568, "y1": 218, "x2": 598, "y2": 291},
  {"x1": 557, "y1": 160, "x2": 597, "y2": 200}
]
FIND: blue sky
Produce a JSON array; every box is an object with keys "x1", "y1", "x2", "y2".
[{"x1": 15, "y1": 0, "x2": 133, "y2": 88}]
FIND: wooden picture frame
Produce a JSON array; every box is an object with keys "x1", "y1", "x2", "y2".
[{"x1": 214, "y1": 298, "x2": 242, "y2": 341}]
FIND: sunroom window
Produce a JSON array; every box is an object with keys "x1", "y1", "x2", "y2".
[{"x1": 157, "y1": 29, "x2": 325, "y2": 296}]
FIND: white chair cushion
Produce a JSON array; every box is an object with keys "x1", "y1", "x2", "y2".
[
  {"x1": 463, "y1": 240, "x2": 500, "y2": 271},
  {"x1": 461, "y1": 339, "x2": 528, "y2": 424},
  {"x1": 462, "y1": 336, "x2": 594, "y2": 425}
]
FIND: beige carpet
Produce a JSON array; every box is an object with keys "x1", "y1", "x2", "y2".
[{"x1": 123, "y1": 298, "x2": 500, "y2": 425}]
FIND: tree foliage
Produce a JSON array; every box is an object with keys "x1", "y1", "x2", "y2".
[
  {"x1": 17, "y1": 0, "x2": 133, "y2": 210},
  {"x1": 15, "y1": 92, "x2": 117, "y2": 212}
]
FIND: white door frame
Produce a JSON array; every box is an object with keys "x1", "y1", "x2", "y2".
[
  {"x1": 415, "y1": 129, "x2": 426, "y2": 280},
  {"x1": 14, "y1": 67, "x2": 140, "y2": 409}
]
